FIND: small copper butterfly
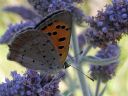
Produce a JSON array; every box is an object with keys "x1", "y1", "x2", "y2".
[{"x1": 7, "y1": 10, "x2": 72, "y2": 73}]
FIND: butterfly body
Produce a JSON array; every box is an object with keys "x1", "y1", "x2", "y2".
[{"x1": 8, "y1": 10, "x2": 72, "y2": 73}]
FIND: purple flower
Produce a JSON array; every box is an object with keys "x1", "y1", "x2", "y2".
[
  {"x1": 85, "y1": 0, "x2": 128, "y2": 47},
  {"x1": 0, "y1": 20, "x2": 39, "y2": 44},
  {"x1": 27, "y1": 0, "x2": 85, "y2": 24},
  {"x1": 0, "y1": 70, "x2": 65, "y2": 96},
  {"x1": 78, "y1": 32, "x2": 87, "y2": 48},
  {"x1": 73, "y1": 0, "x2": 83, "y2": 3},
  {"x1": 27, "y1": 0, "x2": 70, "y2": 16},
  {"x1": 84, "y1": 28, "x2": 103, "y2": 47},
  {"x1": 90, "y1": 44, "x2": 120, "y2": 83},
  {"x1": 3, "y1": 6, "x2": 41, "y2": 20}
]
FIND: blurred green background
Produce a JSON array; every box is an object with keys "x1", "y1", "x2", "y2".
[{"x1": 0, "y1": 0, "x2": 128, "y2": 96}]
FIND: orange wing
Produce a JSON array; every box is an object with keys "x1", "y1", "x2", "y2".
[{"x1": 35, "y1": 10, "x2": 72, "y2": 64}]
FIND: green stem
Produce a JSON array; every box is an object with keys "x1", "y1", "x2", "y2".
[
  {"x1": 95, "y1": 77, "x2": 101, "y2": 96},
  {"x1": 82, "y1": 55, "x2": 119, "y2": 66},
  {"x1": 71, "y1": 20, "x2": 90, "y2": 96},
  {"x1": 99, "y1": 84, "x2": 107, "y2": 96},
  {"x1": 65, "y1": 71, "x2": 76, "y2": 96},
  {"x1": 79, "y1": 44, "x2": 92, "y2": 62}
]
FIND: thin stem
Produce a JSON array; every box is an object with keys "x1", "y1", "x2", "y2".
[
  {"x1": 65, "y1": 71, "x2": 76, "y2": 96},
  {"x1": 95, "y1": 77, "x2": 101, "y2": 96},
  {"x1": 67, "y1": 54, "x2": 74, "y2": 63},
  {"x1": 99, "y1": 84, "x2": 107, "y2": 96},
  {"x1": 71, "y1": 20, "x2": 91, "y2": 96},
  {"x1": 82, "y1": 55, "x2": 119, "y2": 66},
  {"x1": 79, "y1": 44, "x2": 92, "y2": 62},
  {"x1": 88, "y1": 85, "x2": 93, "y2": 96}
]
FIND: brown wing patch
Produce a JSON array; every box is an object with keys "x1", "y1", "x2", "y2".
[
  {"x1": 8, "y1": 29, "x2": 63, "y2": 72},
  {"x1": 41, "y1": 21, "x2": 71, "y2": 64}
]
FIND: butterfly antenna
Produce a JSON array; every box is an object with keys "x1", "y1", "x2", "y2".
[
  {"x1": 67, "y1": 50, "x2": 94, "y2": 81},
  {"x1": 70, "y1": 65, "x2": 94, "y2": 81},
  {"x1": 65, "y1": 62, "x2": 94, "y2": 81}
]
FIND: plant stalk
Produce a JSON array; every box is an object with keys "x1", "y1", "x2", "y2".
[
  {"x1": 95, "y1": 77, "x2": 101, "y2": 96},
  {"x1": 71, "y1": 20, "x2": 91, "y2": 96}
]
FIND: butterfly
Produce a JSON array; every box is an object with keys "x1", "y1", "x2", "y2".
[{"x1": 7, "y1": 10, "x2": 72, "y2": 73}]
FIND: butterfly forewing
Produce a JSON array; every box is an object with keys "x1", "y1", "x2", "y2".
[
  {"x1": 8, "y1": 29, "x2": 63, "y2": 73},
  {"x1": 35, "y1": 10, "x2": 72, "y2": 65}
]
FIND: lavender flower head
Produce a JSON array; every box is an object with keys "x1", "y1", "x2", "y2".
[
  {"x1": 3, "y1": 6, "x2": 41, "y2": 20},
  {"x1": 0, "y1": 70, "x2": 65, "y2": 96},
  {"x1": 27, "y1": 0, "x2": 85, "y2": 24},
  {"x1": 90, "y1": 44, "x2": 120, "y2": 83},
  {"x1": 0, "y1": 20, "x2": 39, "y2": 44},
  {"x1": 85, "y1": 0, "x2": 128, "y2": 47}
]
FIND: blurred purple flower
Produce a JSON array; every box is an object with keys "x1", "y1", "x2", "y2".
[
  {"x1": 0, "y1": 21, "x2": 38, "y2": 44},
  {"x1": 78, "y1": 32, "x2": 87, "y2": 48},
  {"x1": 90, "y1": 44, "x2": 120, "y2": 83},
  {"x1": 84, "y1": 0, "x2": 128, "y2": 47},
  {"x1": 27, "y1": 0, "x2": 85, "y2": 24},
  {"x1": 0, "y1": 70, "x2": 65, "y2": 96},
  {"x1": 73, "y1": 0, "x2": 83, "y2": 3},
  {"x1": 3, "y1": 6, "x2": 41, "y2": 20}
]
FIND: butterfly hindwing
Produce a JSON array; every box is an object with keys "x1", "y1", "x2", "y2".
[{"x1": 8, "y1": 29, "x2": 63, "y2": 73}]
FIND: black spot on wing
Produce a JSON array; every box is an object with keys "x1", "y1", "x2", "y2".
[
  {"x1": 59, "y1": 54, "x2": 62, "y2": 56},
  {"x1": 58, "y1": 46, "x2": 64, "y2": 49},
  {"x1": 53, "y1": 32, "x2": 57, "y2": 35},
  {"x1": 47, "y1": 32, "x2": 52, "y2": 36},
  {"x1": 58, "y1": 37, "x2": 66, "y2": 42},
  {"x1": 61, "y1": 25, "x2": 66, "y2": 29}
]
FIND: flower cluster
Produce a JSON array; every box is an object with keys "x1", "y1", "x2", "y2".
[
  {"x1": 85, "y1": 0, "x2": 128, "y2": 47},
  {"x1": 90, "y1": 44, "x2": 120, "y2": 83},
  {"x1": 3, "y1": 6, "x2": 40, "y2": 20},
  {"x1": 28, "y1": 0, "x2": 83, "y2": 15},
  {"x1": 0, "y1": 21, "x2": 38, "y2": 44},
  {"x1": 0, "y1": 70, "x2": 65, "y2": 96},
  {"x1": 78, "y1": 32, "x2": 87, "y2": 48},
  {"x1": 27, "y1": 0, "x2": 85, "y2": 23}
]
